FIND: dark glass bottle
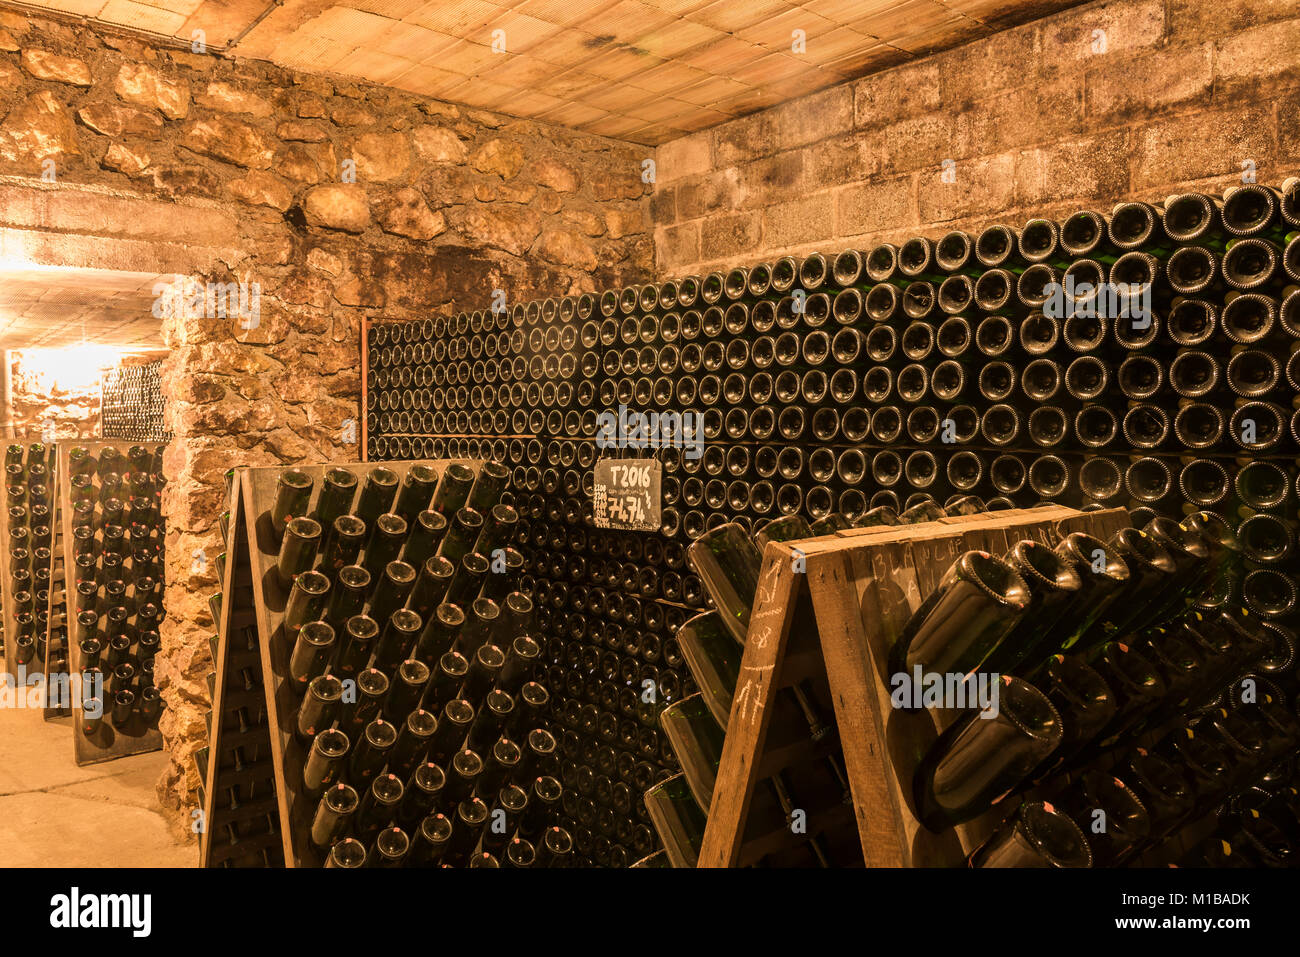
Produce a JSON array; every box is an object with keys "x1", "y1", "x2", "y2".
[
  {"x1": 644, "y1": 773, "x2": 708, "y2": 868},
  {"x1": 467, "y1": 461, "x2": 509, "y2": 511},
  {"x1": 401, "y1": 511, "x2": 449, "y2": 570},
  {"x1": 303, "y1": 728, "x2": 350, "y2": 794},
  {"x1": 982, "y1": 541, "x2": 1082, "y2": 673},
  {"x1": 340, "y1": 668, "x2": 390, "y2": 738},
  {"x1": 298, "y1": 674, "x2": 344, "y2": 741},
  {"x1": 289, "y1": 621, "x2": 335, "y2": 693},
  {"x1": 325, "y1": 565, "x2": 370, "y2": 631},
  {"x1": 355, "y1": 468, "x2": 399, "y2": 526},
  {"x1": 439, "y1": 508, "x2": 484, "y2": 565},
  {"x1": 310, "y1": 782, "x2": 359, "y2": 849},
  {"x1": 372, "y1": 608, "x2": 423, "y2": 675},
  {"x1": 355, "y1": 775, "x2": 405, "y2": 842},
  {"x1": 389, "y1": 709, "x2": 438, "y2": 781},
  {"x1": 888, "y1": 551, "x2": 1030, "y2": 683},
  {"x1": 394, "y1": 465, "x2": 440, "y2": 523},
  {"x1": 968, "y1": 801, "x2": 1093, "y2": 868},
  {"x1": 284, "y1": 570, "x2": 330, "y2": 640},
  {"x1": 320, "y1": 515, "x2": 367, "y2": 577},
  {"x1": 407, "y1": 556, "x2": 456, "y2": 621},
  {"x1": 335, "y1": 614, "x2": 380, "y2": 681},
  {"x1": 686, "y1": 523, "x2": 762, "y2": 645},
  {"x1": 271, "y1": 469, "x2": 313, "y2": 539},
  {"x1": 913, "y1": 677, "x2": 1062, "y2": 830},
  {"x1": 430, "y1": 464, "x2": 475, "y2": 516},
  {"x1": 399, "y1": 761, "x2": 446, "y2": 826}
]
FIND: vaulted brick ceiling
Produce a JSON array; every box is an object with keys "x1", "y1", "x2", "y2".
[{"x1": 11, "y1": 0, "x2": 1083, "y2": 145}]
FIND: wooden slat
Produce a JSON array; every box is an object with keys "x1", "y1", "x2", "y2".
[
  {"x1": 807, "y1": 547, "x2": 909, "y2": 866},
  {"x1": 698, "y1": 543, "x2": 802, "y2": 868},
  {"x1": 200, "y1": 473, "x2": 284, "y2": 868}
]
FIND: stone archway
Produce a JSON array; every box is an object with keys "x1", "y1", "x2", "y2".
[{"x1": 0, "y1": 174, "x2": 236, "y2": 838}]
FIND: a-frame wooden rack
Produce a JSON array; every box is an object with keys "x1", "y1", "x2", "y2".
[
  {"x1": 200, "y1": 468, "x2": 283, "y2": 867},
  {"x1": 698, "y1": 505, "x2": 1132, "y2": 868},
  {"x1": 57, "y1": 440, "x2": 165, "y2": 763},
  {"x1": 201, "y1": 458, "x2": 480, "y2": 867},
  {"x1": 0, "y1": 442, "x2": 63, "y2": 719}
]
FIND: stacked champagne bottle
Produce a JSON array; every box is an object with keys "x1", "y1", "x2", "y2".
[
  {"x1": 518, "y1": 520, "x2": 698, "y2": 865},
  {"x1": 100, "y1": 362, "x2": 172, "y2": 444},
  {"x1": 67, "y1": 444, "x2": 167, "y2": 739},
  {"x1": 5, "y1": 442, "x2": 63, "y2": 680},
  {"x1": 367, "y1": 181, "x2": 1300, "y2": 608},
  {"x1": 263, "y1": 460, "x2": 574, "y2": 867},
  {"x1": 890, "y1": 507, "x2": 1299, "y2": 866}
]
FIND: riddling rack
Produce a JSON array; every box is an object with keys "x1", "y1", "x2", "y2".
[
  {"x1": 101, "y1": 361, "x2": 172, "y2": 444},
  {"x1": 1, "y1": 441, "x2": 65, "y2": 719},
  {"x1": 200, "y1": 470, "x2": 283, "y2": 867},
  {"x1": 210, "y1": 458, "x2": 495, "y2": 867},
  {"x1": 58, "y1": 440, "x2": 167, "y2": 765},
  {"x1": 699, "y1": 505, "x2": 1132, "y2": 867}
]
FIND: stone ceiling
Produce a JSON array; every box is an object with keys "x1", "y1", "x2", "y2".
[
  {"x1": 8, "y1": 0, "x2": 1085, "y2": 145},
  {"x1": 0, "y1": 265, "x2": 169, "y2": 348}
]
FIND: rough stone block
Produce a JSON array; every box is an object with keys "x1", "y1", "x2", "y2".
[
  {"x1": 763, "y1": 189, "x2": 834, "y2": 248},
  {"x1": 834, "y1": 175, "x2": 917, "y2": 237}
]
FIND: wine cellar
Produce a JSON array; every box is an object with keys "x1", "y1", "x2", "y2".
[{"x1": 0, "y1": 0, "x2": 1298, "y2": 895}]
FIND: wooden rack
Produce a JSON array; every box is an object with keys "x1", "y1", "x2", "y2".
[
  {"x1": 698, "y1": 505, "x2": 1132, "y2": 868},
  {"x1": 57, "y1": 440, "x2": 165, "y2": 764},
  {"x1": 199, "y1": 470, "x2": 284, "y2": 867},
  {"x1": 205, "y1": 458, "x2": 480, "y2": 868},
  {"x1": 1, "y1": 443, "x2": 62, "y2": 719}
]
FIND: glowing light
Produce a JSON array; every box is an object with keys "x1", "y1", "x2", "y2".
[{"x1": 14, "y1": 345, "x2": 124, "y2": 394}]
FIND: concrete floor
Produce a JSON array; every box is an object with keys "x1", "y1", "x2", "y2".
[{"x1": 0, "y1": 703, "x2": 195, "y2": 867}]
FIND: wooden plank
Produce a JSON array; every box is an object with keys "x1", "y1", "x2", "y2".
[
  {"x1": 698, "y1": 542, "x2": 802, "y2": 868},
  {"x1": 199, "y1": 471, "x2": 241, "y2": 869},
  {"x1": 242, "y1": 470, "x2": 296, "y2": 866},
  {"x1": 807, "y1": 548, "x2": 909, "y2": 866}
]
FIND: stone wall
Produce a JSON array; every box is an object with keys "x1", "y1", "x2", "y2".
[
  {"x1": 8, "y1": 351, "x2": 100, "y2": 440},
  {"x1": 650, "y1": 0, "x2": 1300, "y2": 275},
  {"x1": 0, "y1": 10, "x2": 653, "y2": 836}
]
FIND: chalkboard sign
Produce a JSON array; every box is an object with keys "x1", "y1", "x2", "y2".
[{"x1": 593, "y1": 459, "x2": 662, "y2": 531}]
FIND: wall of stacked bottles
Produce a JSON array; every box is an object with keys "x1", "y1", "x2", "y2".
[
  {"x1": 101, "y1": 362, "x2": 173, "y2": 444},
  {"x1": 366, "y1": 180, "x2": 1300, "y2": 865},
  {"x1": 367, "y1": 312, "x2": 692, "y2": 867}
]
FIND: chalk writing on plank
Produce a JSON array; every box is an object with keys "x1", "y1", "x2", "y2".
[
  {"x1": 733, "y1": 664, "x2": 774, "y2": 727},
  {"x1": 757, "y1": 559, "x2": 782, "y2": 606}
]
